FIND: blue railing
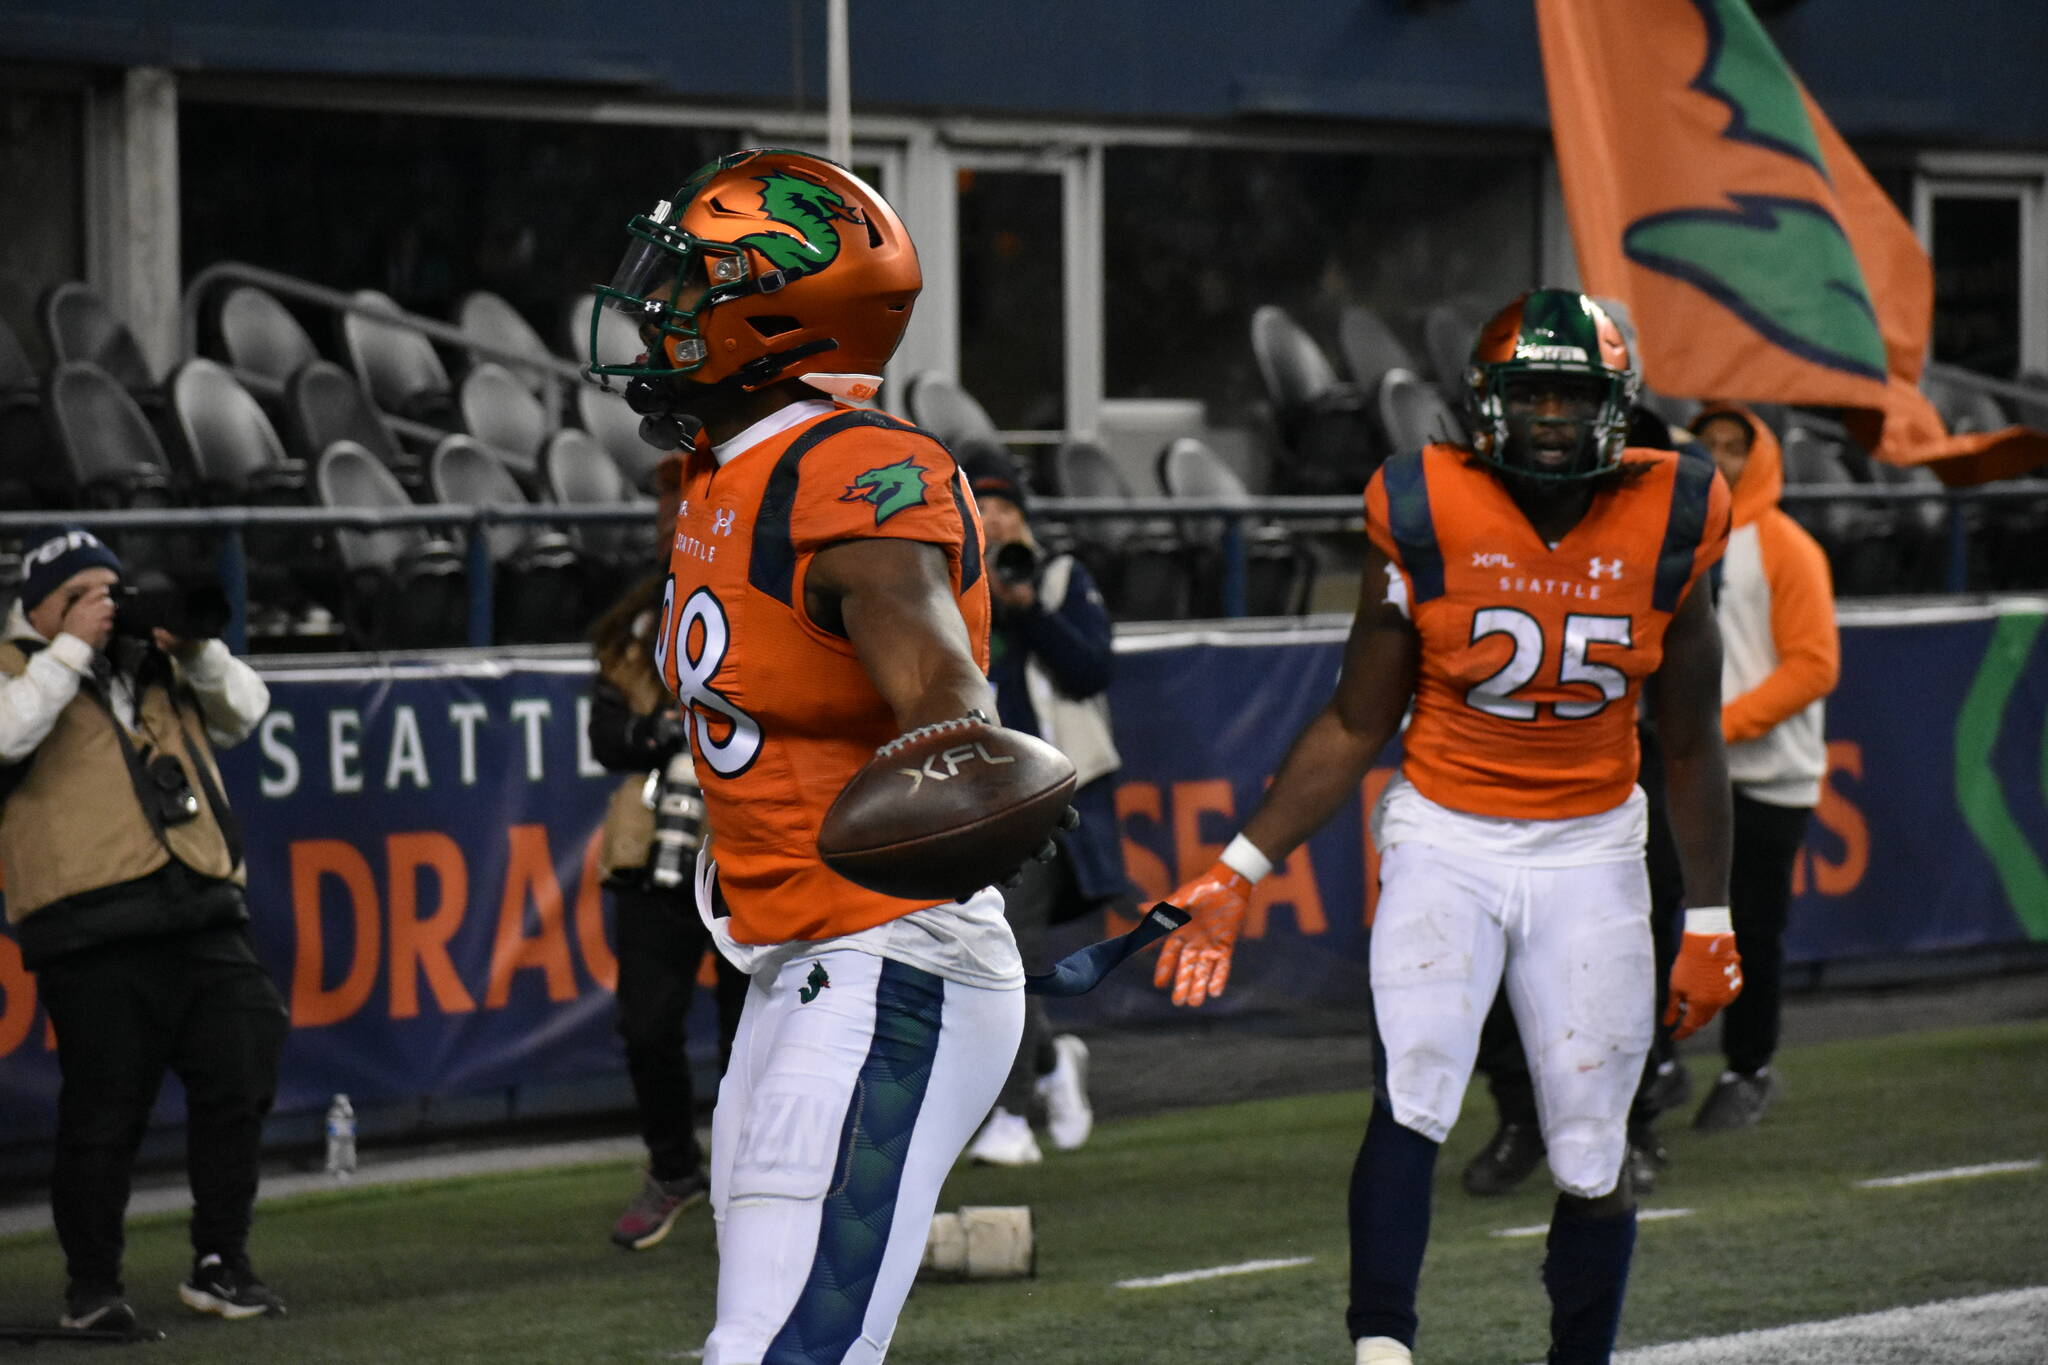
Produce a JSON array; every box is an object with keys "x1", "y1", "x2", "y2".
[{"x1": 3, "y1": 482, "x2": 2039, "y2": 649}]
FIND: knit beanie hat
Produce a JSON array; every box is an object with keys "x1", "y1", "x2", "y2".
[{"x1": 18, "y1": 525, "x2": 123, "y2": 611}]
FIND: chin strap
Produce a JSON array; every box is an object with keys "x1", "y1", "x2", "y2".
[{"x1": 622, "y1": 339, "x2": 843, "y2": 453}]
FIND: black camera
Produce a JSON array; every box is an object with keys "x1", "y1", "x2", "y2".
[
  {"x1": 115, "y1": 580, "x2": 232, "y2": 641},
  {"x1": 142, "y1": 751, "x2": 202, "y2": 827},
  {"x1": 991, "y1": 540, "x2": 1041, "y2": 588}
]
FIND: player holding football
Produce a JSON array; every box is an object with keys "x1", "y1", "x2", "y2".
[
  {"x1": 587, "y1": 149, "x2": 1021, "y2": 1365},
  {"x1": 1158, "y1": 291, "x2": 1743, "y2": 1365}
]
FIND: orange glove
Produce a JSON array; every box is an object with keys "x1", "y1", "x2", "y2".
[
  {"x1": 1664, "y1": 907, "x2": 1744, "y2": 1041},
  {"x1": 1153, "y1": 858, "x2": 1255, "y2": 1008}
]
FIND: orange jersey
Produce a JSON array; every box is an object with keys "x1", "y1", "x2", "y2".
[
  {"x1": 1364, "y1": 444, "x2": 1729, "y2": 820},
  {"x1": 656, "y1": 405, "x2": 991, "y2": 944}
]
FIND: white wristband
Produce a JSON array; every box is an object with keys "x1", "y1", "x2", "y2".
[
  {"x1": 1219, "y1": 834, "x2": 1273, "y2": 884},
  {"x1": 1684, "y1": 906, "x2": 1733, "y2": 935}
]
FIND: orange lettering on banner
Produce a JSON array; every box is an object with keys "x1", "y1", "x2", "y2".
[
  {"x1": 1170, "y1": 779, "x2": 1235, "y2": 882},
  {"x1": 486, "y1": 824, "x2": 578, "y2": 1008},
  {"x1": 1245, "y1": 846, "x2": 1327, "y2": 940},
  {"x1": 574, "y1": 829, "x2": 618, "y2": 993},
  {"x1": 0, "y1": 933, "x2": 34, "y2": 1058},
  {"x1": 289, "y1": 839, "x2": 383, "y2": 1028},
  {"x1": 1111, "y1": 782, "x2": 1170, "y2": 935},
  {"x1": 1360, "y1": 766, "x2": 1395, "y2": 925},
  {"x1": 385, "y1": 832, "x2": 476, "y2": 1020},
  {"x1": 1807, "y1": 741, "x2": 1870, "y2": 897}
]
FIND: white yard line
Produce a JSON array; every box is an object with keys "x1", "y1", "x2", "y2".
[
  {"x1": 1491, "y1": 1207, "x2": 1694, "y2": 1239},
  {"x1": 1115, "y1": 1256, "x2": 1315, "y2": 1290},
  {"x1": 1601, "y1": 1285, "x2": 2048, "y2": 1364},
  {"x1": 1854, "y1": 1157, "x2": 2043, "y2": 1189}
]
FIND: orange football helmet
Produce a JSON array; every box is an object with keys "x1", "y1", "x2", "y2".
[
  {"x1": 588, "y1": 149, "x2": 920, "y2": 401},
  {"x1": 1466, "y1": 289, "x2": 1639, "y2": 481}
]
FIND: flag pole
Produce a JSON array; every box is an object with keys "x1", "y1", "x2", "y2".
[{"x1": 826, "y1": 0, "x2": 851, "y2": 167}]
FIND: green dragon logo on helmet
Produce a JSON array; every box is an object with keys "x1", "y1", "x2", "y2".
[{"x1": 736, "y1": 170, "x2": 868, "y2": 275}]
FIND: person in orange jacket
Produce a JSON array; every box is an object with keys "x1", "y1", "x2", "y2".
[{"x1": 1688, "y1": 405, "x2": 1840, "y2": 1132}]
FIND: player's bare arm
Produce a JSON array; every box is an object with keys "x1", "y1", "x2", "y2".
[
  {"x1": 1651, "y1": 577, "x2": 1744, "y2": 1039},
  {"x1": 807, "y1": 536, "x2": 995, "y2": 732},
  {"x1": 1157, "y1": 541, "x2": 1419, "y2": 1007},
  {"x1": 1240, "y1": 542, "x2": 1419, "y2": 866}
]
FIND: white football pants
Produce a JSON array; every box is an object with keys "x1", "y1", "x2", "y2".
[
  {"x1": 701, "y1": 947, "x2": 1023, "y2": 1365},
  {"x1": 1370, "y1": 841, "x2": 1654, "y2": 1198}
]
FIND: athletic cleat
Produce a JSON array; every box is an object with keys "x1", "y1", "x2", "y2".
[
  {"x1": 179, "y1": 1253, "x2": 284, "y2": 1319},
  {"x1": 1460, "y1": 1119, "x2": 1546, "y2": 1196},
  {"x1": 1692, "y1": 1068, "x2": 1779, "y2": 1133},
  {"x1": 966, "y1": 1106, "x2": 1043, "y2": 1166},
  {"x1": 1355, "y1": 1334, "x2": 1414, "y2": 1363},
  {"x1": 1641, "y1": 1057, "x2": 1694, "y2": 1117},
  {"x1": 1037, "y1": 1034, "x2": 1094, "y2": 1151},
  {"x1": 610, "y1": 1169, "x2": 709, "y2": 1250},
  {"x1": 59, "y1": 1293, "x2": 137, "y2": 1334}
]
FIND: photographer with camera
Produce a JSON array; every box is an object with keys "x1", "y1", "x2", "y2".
[
  {"x1": 0, "y1": 526, "x2": 284, "y2": 1334},
  {"x1": 959, "y1": 449, "x2": 1128, "y2": 1166},
  {"x1": 584, "y1": 463, "x2": 746, "y2": 1251}
]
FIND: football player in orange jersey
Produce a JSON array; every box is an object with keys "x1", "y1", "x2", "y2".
[
  {"x1": 1155, "y1": 291, "x2": 1742, "y2": 1365},
  {"x1": 587, "y1": 149, "x2": 1025, "y2": 1365}
]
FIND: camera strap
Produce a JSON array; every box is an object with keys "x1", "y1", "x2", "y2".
[{"x1": 82, "y1": 673, "x2": 245, "y2": 870}]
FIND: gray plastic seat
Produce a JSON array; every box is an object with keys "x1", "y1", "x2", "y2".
[
  {"x1": 432, "y1": 434, "x2": 584, "y2": 642},
  {"x1": 430, "y1": 435, "x2": 540, "y2": 564},
  {"x1": 42, "y1": 283, "x2": 155, "y2": 392},
  {"x1": 904, "y1": 371, "x2": 1002, "y2": 446},
  {"x1": 565, "y1": 291, "x2": 644, "y2": 371},
  {"x1": 459, "y1": 361, "x2": 549, "y2": 479},
  {"x1": 341, "y1": 289, "x2": 455, "y2": 423},
  {"x1": 1157, "y1": 437, "x2": 1313, "y2": 617},
  {"x1": 575, "y1": 381, "x2": 669, "y2": 491},
  {"x1": 1337, "y1": 304, "x2": 1419, "y2": 394},
  {"x1": 287, "y1": 360, "x2": 420, "y2": 485},
  {"x1": 545, "y1": 427, "x2": 650, "y2": 565},
  {"x1": 458, "y1": 291, "x2": 558, "y2": 396},
  {"x1": 1250, "y1": 306, "x2": 1343, "y2": 411},
  {"x1": 1923, "y1": 373, "x2": 2010, "y2": 435},
  {"x1": 316, "y1": 440, "x2": 432, "y2": 572},
  {"x1": 44, "y1": 362, "x2": 176, "y2": 506},
  {"x1": 217, "y1": 286, "x2": 320, "y2": 389},
  {"x1": 1423, "y1": 303, "x2": 1478, "y2": 396},
  {"x1": 1377, "y1": 367, "x2": 1465, "y2": 454},
  {"x1": 169, "y1": 357, "x2": 306, "y2": 504},
  {"x1": 315, "y1": 439, "x2": 466, "y2": 647}
]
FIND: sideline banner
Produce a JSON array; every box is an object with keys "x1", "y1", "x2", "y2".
[{"x1": 3, "y1": 604, "x2": 2045, "y2": 1141}]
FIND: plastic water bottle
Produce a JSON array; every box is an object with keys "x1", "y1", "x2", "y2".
[{"x1": 324, "y1": 1094, "x2": 356, "y2": 1180}]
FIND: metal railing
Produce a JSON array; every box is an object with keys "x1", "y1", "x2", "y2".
[{"x1": 5, "y1": 483, "x2": 2041, "y2": 650}]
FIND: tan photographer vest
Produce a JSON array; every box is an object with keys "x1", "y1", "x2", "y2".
[
  {"x1": 594, "y1": 632, "x2": 671, "y2": 882},
  {"x1": 0, "y1": 642, "x2": 244, "y2": 923}
]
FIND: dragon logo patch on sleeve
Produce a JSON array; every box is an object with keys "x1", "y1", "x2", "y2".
[{"x1": 840, "y1": 456, "x2": 930, "y2": 525}]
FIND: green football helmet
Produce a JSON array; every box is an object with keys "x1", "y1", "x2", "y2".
[{"x1": 1465, "y1": 290, "x2": 1640, "y2": 482}]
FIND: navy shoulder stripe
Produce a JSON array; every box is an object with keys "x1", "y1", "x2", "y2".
[
  {"x1": 1379, "y1": 452, "x2": 1444, "y2": 604},
  {"x1": 746, "y1": 410, "x2": 967, "y2": 607},
  {"x1": 1652, "y1": 453, "x2": 1718, "y2": 612},
  {"x1": 948, "y1": 468, "x2": 983, "y2": 592}
]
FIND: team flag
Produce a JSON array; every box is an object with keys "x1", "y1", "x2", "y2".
[{"x1": 1536, "y1": 0, "x2": 2048, "y2": 482}]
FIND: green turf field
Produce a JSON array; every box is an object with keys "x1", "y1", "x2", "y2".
[{"x1": 2, "y1": 1018, "x2": 2042, "y2": 1364}]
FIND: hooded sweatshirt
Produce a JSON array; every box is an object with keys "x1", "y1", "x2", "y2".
[{"x1": 1698, "y1": 404, "x2": 1840, "y2": 807}]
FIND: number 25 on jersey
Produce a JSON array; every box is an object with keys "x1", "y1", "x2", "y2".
[{"x1": 1464, "y1": 608, "x2": 1633, "y2": 721}]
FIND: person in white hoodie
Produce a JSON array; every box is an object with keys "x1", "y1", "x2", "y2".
[{"x1": 1689, "y1": 405, "x2": 1840, "y2": 1131}]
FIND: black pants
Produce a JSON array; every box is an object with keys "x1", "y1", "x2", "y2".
[
  {"x1": 36, "y1": 925, "x2": 287, "y2": 1301},
  {"x1": 611, "y1": 879, "x2": 746, "y2": 1182},
  {"x1": 1720, "y1": 793, "x2": 1811, "y2": 1074}
]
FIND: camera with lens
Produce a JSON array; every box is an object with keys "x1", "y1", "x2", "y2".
[
  {"x1": 991, "y1": 540, "x2": 1041, "y2": 588},
  {"x1": 115, "y1": 578, "x2": 232, "y2": 642},
  {"x1": 141, "y1": 750, "x2": 202, "y2": 827},
  {"x1": 642, "y1": 753, "x2": 707, "y2": 889}
]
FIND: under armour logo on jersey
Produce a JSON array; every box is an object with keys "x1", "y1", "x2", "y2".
[
  {"x1": 1589, "y1": 557, "x2": 1625, "y2": 580},
  {"x1": 712, "y1": 507, "x2": 737, "y2": 536},
  {"x1": 798, "y1": 962, "x2": 830, "y2": 1004},
  {"x1": 1472, "y1": 551, "x2": 1517, "y2": 569}
]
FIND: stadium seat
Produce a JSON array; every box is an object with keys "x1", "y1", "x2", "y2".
[
  {"x1": 314, "y1": 440, "x2": 466, "y2": 649},
  {"x1": 216, "y1": 285, "x2": 321, "y2": 392},
  {"x1": 44, "y1": 361, "x2": 177, "y2": 509},
  {"x1": 341, "y1": 289, "x2": 457, "y2": 426},
  {"x1": 1045, "y1": 438, "x2": 1179, "y2": 613},
  {"x1": 458, "y1": 361, "x2": 550, "y2": 484},
  {"x1": 169, "y1": 359, "x2": 308, "y2": 503},
  {"x1": 543, "y1": 426, "x2": 653, "y2": 569},
  {"x1": 41, "y1": 282, "x2": 157, "y2": 395},
  {"x1": 563, "y1": 291, "x2": 642, "y2": 369},
  {"x1": 1336, "y1": 303, "x2": 1419, "y2": 394},
  {"x1": 429, "y1": 434, "x2": 583, "y2": 643},
  {"x1": 904, "y1": 371, "x2": 1002, "y2": 447},
  {"x1": 457, "y1": 290, "x2": 560, "y2": 399},
  {"x1": 286, "y1": 360, "x2": 425, "y2": 490},
  {"x1": 1779, "y1": 425, "x2": 1891, "y2": 594},
  {"x1": 1376, "y1": 366, "x2": 1464, "y2": 456},
  {"x1": 1923, "y1": 372, "x2": 2010, "y2": 435},
  {"x1": 1157, "y1": 437, "x2": 1315, "y2": 617},
  {"x1": 1248, "y1": 305, "x2": 1377, "y2": 495},
  {"x1": 574, "y1": 381, "x2": 670, "y2": 491},
  {"x1": 1422, "y1": 303, "x2": 1478, "y2": 400}
]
